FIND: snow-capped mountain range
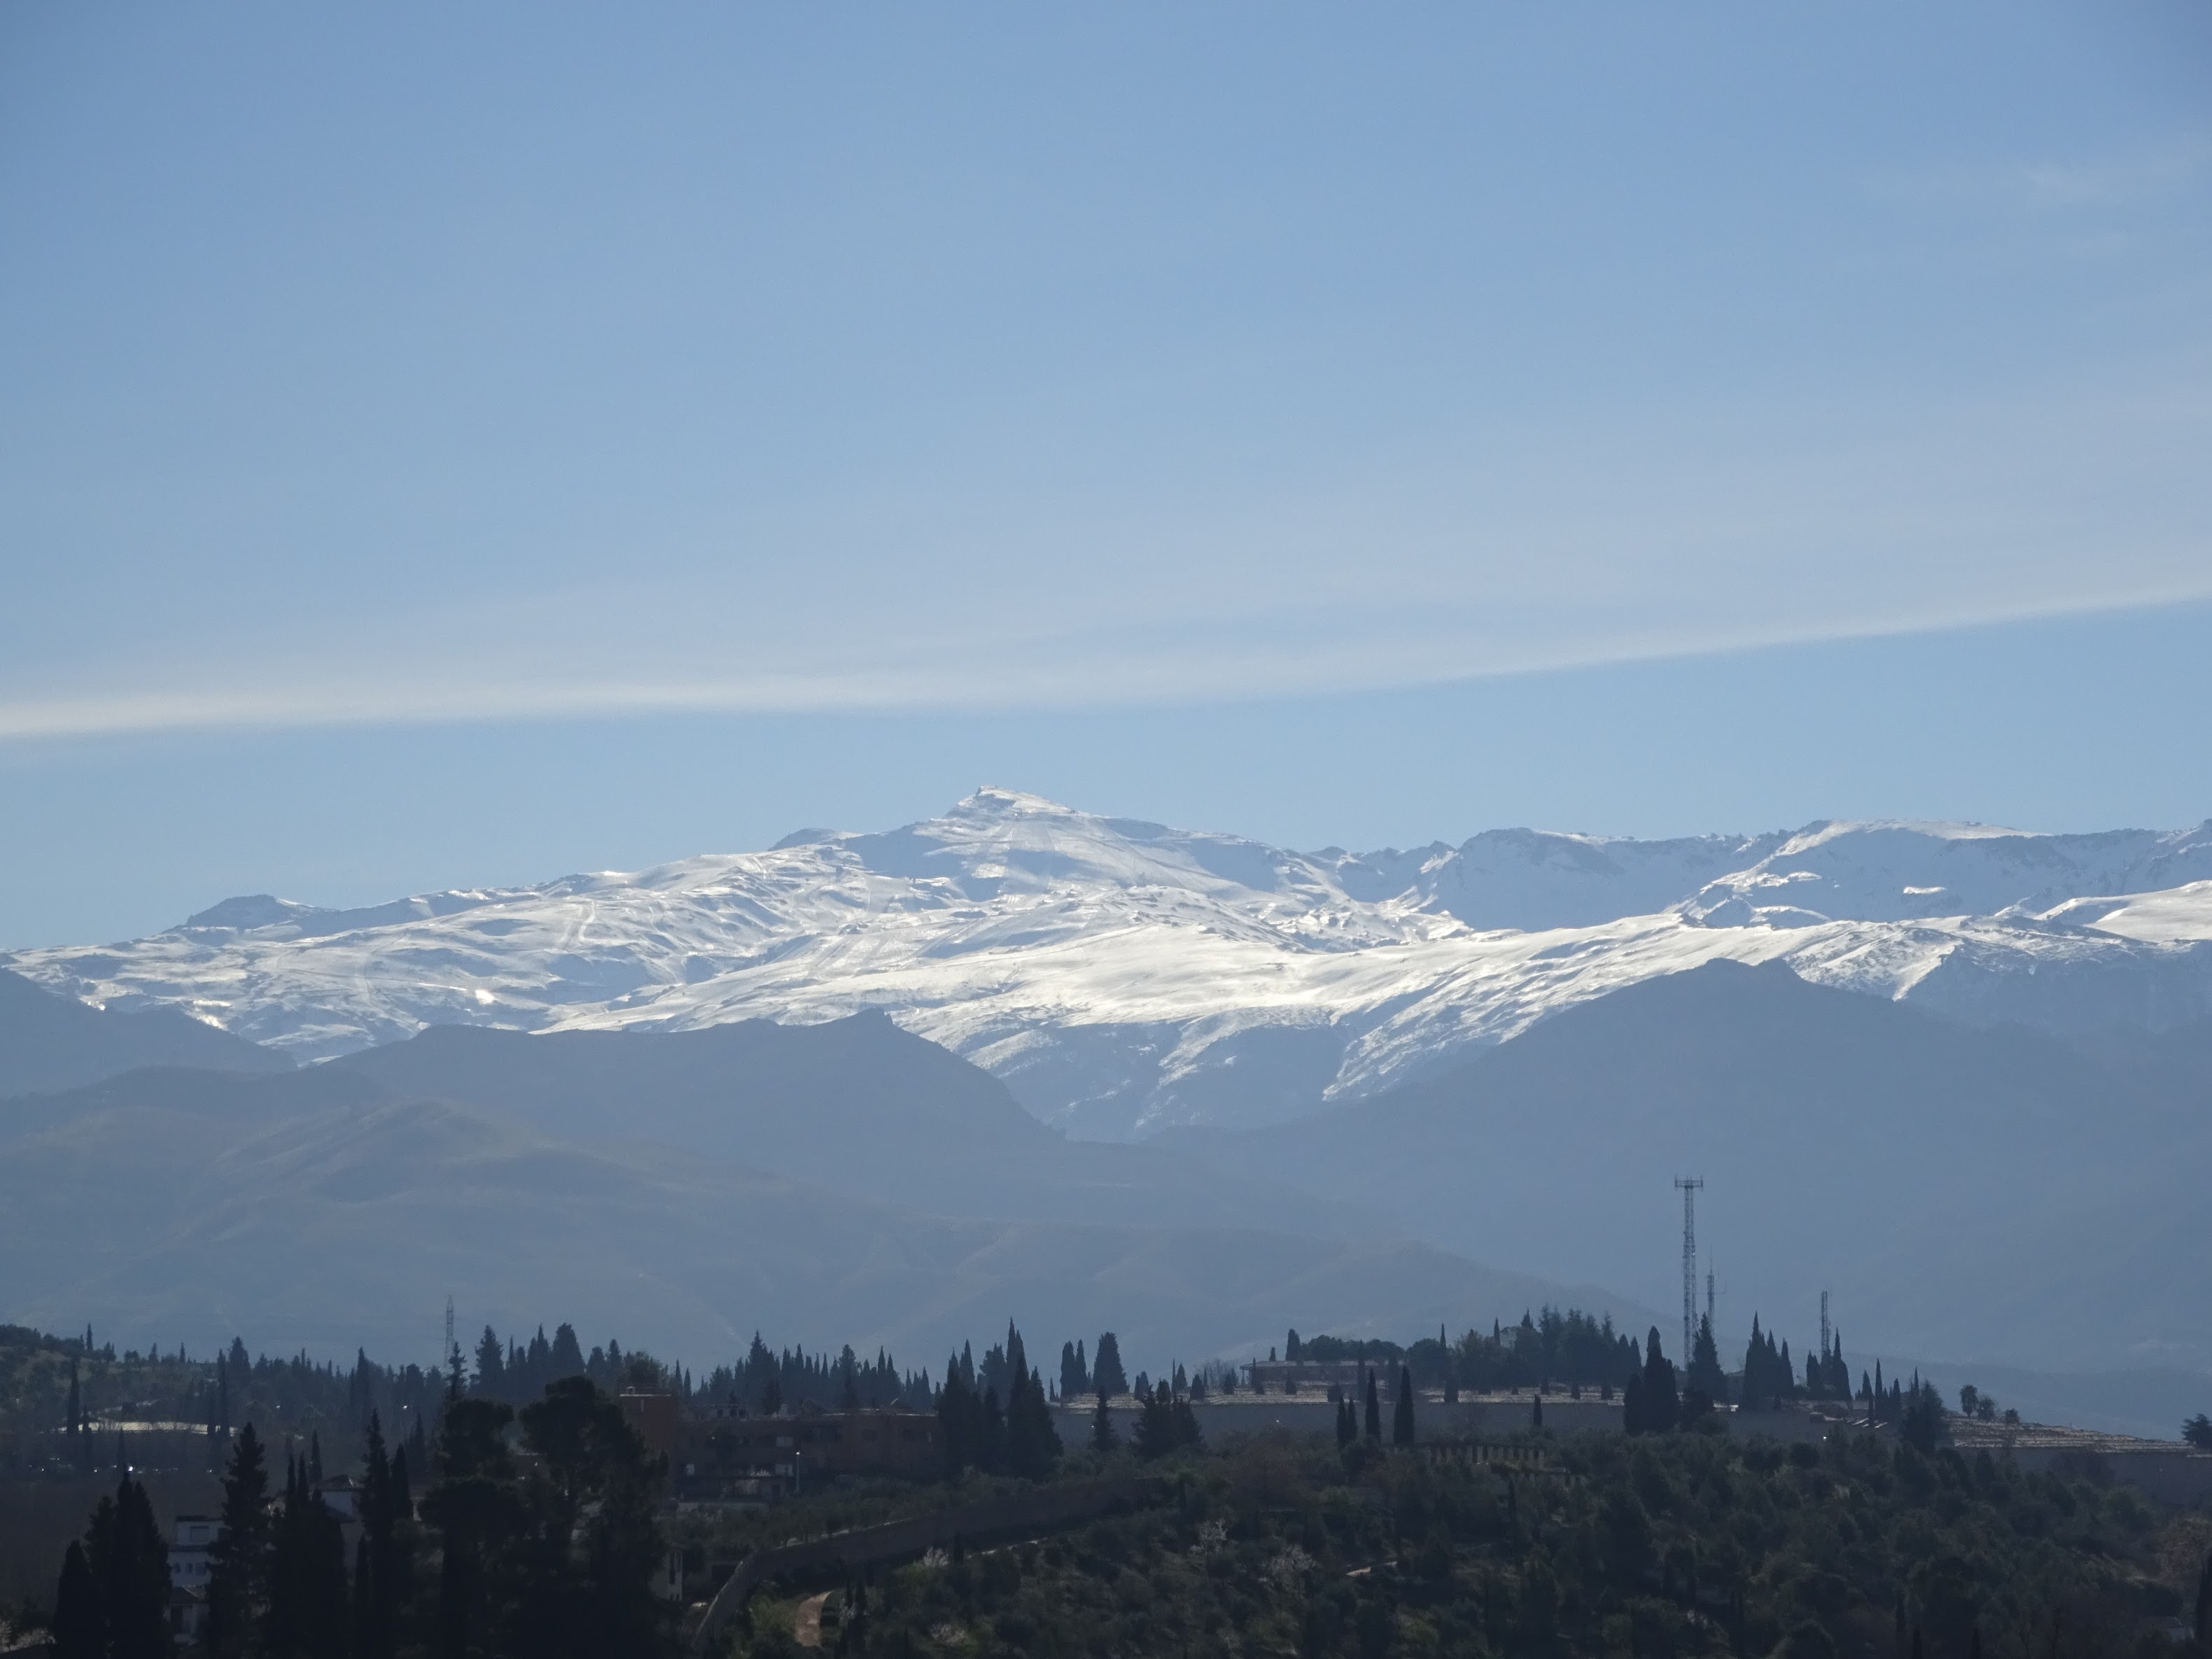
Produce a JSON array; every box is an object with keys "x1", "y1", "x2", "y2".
[{"x1": 11, "y1": 788, "x2": 2212, "y2": 1138}]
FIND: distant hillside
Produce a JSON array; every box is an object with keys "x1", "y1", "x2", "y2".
[
  {"x1": 0, "y1": 967, "x2": 290, "y2": 1097},
  {"x1": 1161, "y1": 960, "x2": 2212, "y2": 1375},
  {"x1": 326, "y1": 1013, "x2": 1378, "y2": 1237},
  {"x1": 0, "y1": 1042, "x2": 1646, "y2": 1368}
]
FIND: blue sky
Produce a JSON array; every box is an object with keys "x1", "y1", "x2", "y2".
[{"x1": 2, "y1": 3, "x2": 2209, "y2": 944}]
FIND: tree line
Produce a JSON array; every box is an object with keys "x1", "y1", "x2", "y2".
[{"x1": 42, "y1": 1371, "x2": 671, "y2": 1659}]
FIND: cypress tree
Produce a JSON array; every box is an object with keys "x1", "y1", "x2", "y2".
[
  {"x1": 209, "y1": 1423, "x2": 271, "y2": 1657},
  {"x1": 1092, "y1": 1392, "x2": 1116, "y2": 1452},
  {"x1": 1336, "y1": 1398, "x2": 1355, "y2": 1448},
  {"x1": 1641, "y1": 1329, "x2": 1679, "y2": 1434},
  {"x1": 90, "y1": 1474, "x2": 169, "y2": 1659},
  {"x1": 1392, "y1": 1366, "x2": 1415, "y2": 1446},
  {"x1": 1687, "y1": 1314, "x2": 1726, "y2": 1402},
  {"x1": 422, "y1": 1396, "x2": 516, "y2": 1659},
  {"x1": 1363, "y1": 1371, "x2": 1382, "y2": 1443},
  {"x1": 1092, "y1": 1334, "x2": 1128, "y2": 1401},
  {"x1": 1005, "y1": 1365, "x2": 1061, "y2": 1480},
  {"x1": 51, "y1": 1539, "x2": 102, "y2": 1659},
  {"x1": 354, "y1": 1413, "x2": 398, "y2": 1659}
]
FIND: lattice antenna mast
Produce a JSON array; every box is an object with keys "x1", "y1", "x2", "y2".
[
  {"x1": 444, "y1": 1296, "x2": 456, "y2": 1369},
  {"x1": 1674, "y1": 1177, "x2": 1703, "y2": 1361},
  {"x1": 1819, "y1": 1290, "x2": 1830, "y2": 1359},
  {"x1": 1706, "y1": 1269, "x2": 1716, "y2": 1329}
]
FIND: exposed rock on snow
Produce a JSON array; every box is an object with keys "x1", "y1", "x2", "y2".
[{"x1": 9, "y1": 790, "x2": 2212, "y2": 1138}]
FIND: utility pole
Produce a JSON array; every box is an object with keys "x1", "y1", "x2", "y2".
[{"x1": 1674, "y1": 1177, "x2": 1703, "y2": 1362}]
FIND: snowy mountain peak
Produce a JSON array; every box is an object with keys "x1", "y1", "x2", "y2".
[{"x1": 10, "y1": 795, "x2": 2212, "y2": 1138}]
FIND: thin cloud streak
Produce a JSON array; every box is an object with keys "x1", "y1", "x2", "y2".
[{"x1": 8, "y1": 584, "x2": 2212, "y2": 743}]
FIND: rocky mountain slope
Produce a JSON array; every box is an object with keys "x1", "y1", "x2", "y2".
[{"x1": 9, "y1": 790, "x2": 2212, "y2": 1137}]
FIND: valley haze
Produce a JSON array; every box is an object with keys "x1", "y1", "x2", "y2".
[{"x1": 4, "y1": 789, "x2": 2210, "y2": 1438}]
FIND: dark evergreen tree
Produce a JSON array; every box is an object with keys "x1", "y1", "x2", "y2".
[
  {"x1": 1004, "y1": 1363, "x2": 1061, "y2": 1480},
  {"x1": 1623, "y1": 1371, "x2": 1646, "y2": 1434},
  {"x1": 1900, "y1": 1378, "x2": 1946, "y2": 1454},
  {"x1": 421, "y1": 1396, "x2": 517, "y2": 1659},
  {"x1": 1336, "y1": 1398, "x2": 1356, "y2": 1448},
  {"x1": 208, "y1": 1423, "x2": 272, "y2": 1657},
  {"x1": 1363, "y1": 1371, "x2": 1382, "y2": 1443},
  {"x1": 51, "y1": 1539, "x2": 102, "y2": 1659},
  {"x1": 1134, "y1": 1380, "x2": 1201, "y2": 1458},
  {"x1": 472, "y1": 1326, "x2": 506, "y2": 1398},
  {"x1": 267, "y1": 1453, "x2": 348, "y2": 1658},
  {"x1": 1092, "y1": 1392, "x2": 1116, "y2": 1452},
  {"x1": 506, "y1": 1376, "x2": 674, "y2": 1659},
  {"x1": 941, "y1": 1361, "x2": 972, "y2": 1466},
  {"x1": 1640, "y1": 1329, "x2": 1679, "y2": 1434},
  {"x1": 1091, "y1": 1333, "x2": 1128, "y2": 1401},
  {"x1": 1058, "y1": 1341, "x2": 1087, "y2": 1400},
  {"x1": 353, "y1": 1413, "x2": 400, "y2": 1659},
  {"x1": 1392, "y1": 1366, "x2": 1415, "y2": 1446},
  {"x1": 1686, "y1": 1313, "x2": 1726, "y2": 1402}
]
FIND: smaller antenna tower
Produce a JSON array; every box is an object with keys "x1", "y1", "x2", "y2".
[
  {"x1": 444, "y1": 1296, "x2": 456, "y2": 1368},
  {"x1": 1705, "y1": 1268, "x2": 1715, "y2": 1329},
  {"x1": 1819, "y1": 1290, "x2": 1830, "y2": 1358},
  {"x1": 1674, "y1": 1177, "x2": 1703, "y2": 1361}
]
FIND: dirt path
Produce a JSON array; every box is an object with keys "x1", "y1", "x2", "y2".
[{"x1": 793, "y1": 1591, "x2": 832, "y2": 1649}]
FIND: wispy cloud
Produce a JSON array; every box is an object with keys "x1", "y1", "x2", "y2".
[
  {"x1": 6, "y1": 356, "x2": 2207, "y2": 744},
  {"x1": 8, "y1": 578, "x2": 2212, "y2": 743}
]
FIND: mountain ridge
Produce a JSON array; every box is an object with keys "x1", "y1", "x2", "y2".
[
  {"x1": 9, "y1": 789, "x2": 2212, "y2": 1138},
  {"x1": 1158, "y1": 958, "x2": 2212, "y2": 1374}
]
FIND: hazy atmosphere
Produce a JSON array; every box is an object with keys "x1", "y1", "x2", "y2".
[{"x1": 4, "y1": 7, "x2": 2211, "y2": 1657}]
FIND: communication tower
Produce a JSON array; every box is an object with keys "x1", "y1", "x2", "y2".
[
  {"x1": 1819, "y1": 1290, "x2": 1830, "y2": 1359},
  {"x1": 444, "y1": 1296, "x2": 456, "y2": 1369},
  {"x1": 1674, "y1": 1177, "x2": 1703, "y2": 1361}
]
